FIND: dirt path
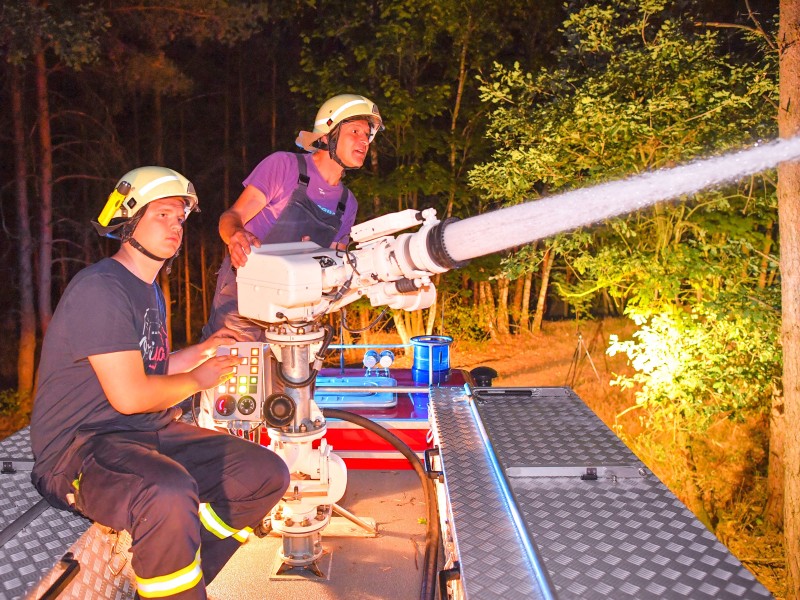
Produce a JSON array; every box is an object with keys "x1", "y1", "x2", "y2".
[{"x1": 445, "y1": 318, "x2": 639, "y2": 427}]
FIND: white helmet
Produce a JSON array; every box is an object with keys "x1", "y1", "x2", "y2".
[
  {"x1": 93, "y1": 166, "x2": 199, "y2": 238},
  {"x1": 295, "y1": 93, "x2": 384, "y2": 152}
]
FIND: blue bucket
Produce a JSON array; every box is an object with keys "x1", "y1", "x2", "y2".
[{"x1": 411, "y1": 335, "x2": 452, "y2": 384}]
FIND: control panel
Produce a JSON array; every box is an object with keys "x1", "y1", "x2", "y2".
[{"x1": 212, "y1": 342, "x2": 266, "y2": 421}]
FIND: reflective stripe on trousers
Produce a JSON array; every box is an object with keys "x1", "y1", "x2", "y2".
[
  {"x1": 199, "y1": 502, "x2": 253, "y2": 543},
  {"x1": 136, "y1": 549, "x2": 203, "y2": 598}
]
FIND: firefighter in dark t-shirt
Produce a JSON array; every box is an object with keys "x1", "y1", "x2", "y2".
[{"x1": 30, "y1": 166, "x2": 289, "y2": 599}]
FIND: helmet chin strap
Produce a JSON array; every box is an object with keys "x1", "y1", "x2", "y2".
[
  {"x1": 331, "y1": 150, "x2": 351, "y2": 171},
  {"x1": 128, "y1": 236, "x2": 171, "y2": 262},
  {"x1": 128, "y1": 237, "x2": 181, "y2": 275},
  {"x1": 326, "y1": 126, "x2": 358, "y2": 171},
  {"x1": 120, "y1": 210, "x2": 180, "y2": 274}
]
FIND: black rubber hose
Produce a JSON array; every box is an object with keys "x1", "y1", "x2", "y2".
[{"x1": 321, "y1": 408, "x2": 439, "y2": 600}]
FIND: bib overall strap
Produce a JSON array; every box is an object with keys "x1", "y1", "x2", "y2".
[
  {"x1": 295, "y1": 153, "x2": 348, "y2": 216},
  {"x1": 295, "y1": 153, "x2": 310, "y2": 188}
]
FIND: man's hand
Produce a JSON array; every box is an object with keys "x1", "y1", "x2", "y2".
[
  {"x1": 228, "y1": 228, "x2": 261, "y2": 268},
  {"x1": 169, "y1": 327, "x2": 245, "y2": 374},
  {"x1": 197, "y1": 327, "x2": 243, "y2": 360},
  {"x1": 219, "y1": 185, "x2": 267, "y2": 268},
  {"x1": 191, "y1": 354, "x2": 242, "y2": 391}
]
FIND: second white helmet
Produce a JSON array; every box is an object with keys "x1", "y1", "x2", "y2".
[{"x1": 296, "y1": 93, "x2": 384, "y2": 152}]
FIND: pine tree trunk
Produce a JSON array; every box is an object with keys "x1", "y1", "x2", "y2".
[
  {"x1": 370, "y1": 145, "x2": 380, "y2": 218},
  {"x1": 270, "y1": 59, "x2": 277, "y2": 151},
  {"x1": 417, "y1": 308, "x2": 427, "y2": 337},
  {"x1": 445, "y1": 14, "x2": 472, "y2": 219},
  {"x1": 511, "y1": 277, "x2": 523, "y2": 333},
  {"x1": 779, "y1": 1, "x2": 800, "y2": 594},
  {"x1": 238, "y1": 49, "x2": 247, "y2": 172},
  {"x1": 152, "y1": 92, "x2": 173, "y2": 345},
  {"x1": 425, "y1": 300, "x2": 437, "y2": 336},
  {"x1": 161, "y1": 269, "x2": 173, "y2": 349},
  {"x1": 393, "y1": 310, "x2": 410, "y2": 345},
  {"x1": 359, "y1": 306, "x2": 370, "y2": 345},
  {"x1": 34, "y1": 42, "x2": 54, "y2": 335},
  {"x1": 496, "y1": 275, "x2": 510, "y2": 335},
  {"x1": 224, "y1": 67, "x2": 231, "y2": 210},
  {"x1": 480, "y1": 281, "x2": 498, "y2": 341},
  {"x1": 678, "y1": 431, "x2": 716, "y2": 532},
  {"x1": 201, "y1": 234, "x2": 209, "y2": 323},
  {"x1": 340, "y1": 312, "x2": 353, "y2": 354},
  {"x1": 758, "y1": 221, "x2": 774, "y2": 290},
  {"x1": 11, "y1": 65, "x2": 36, "y2": 400},
  {"x1": 520, "y1": 271, "x2": 532, "y2": 333},
  {"x1": 532, "y1": 246, "x2": 553, "y2": 331},
  {"x1": 184, "y1": 230, "x2": 192, "y2": 345}
]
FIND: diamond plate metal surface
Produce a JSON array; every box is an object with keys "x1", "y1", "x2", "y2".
[
  {"x1": 511, "y1": 476, "x2": 770, "y2": 599},
  {"x1": 430, "y1": 388, "x2": 553, "y2": 600},
  {"x1": 0, "y1": 428, "x2": 96, "y2": 599},
  {"x1": 27, "y1": 526, "x2": 137, "y2": 600},
  {"x1": 0, "y1": 474, "x2": 45, "y2": 533},
  {"x1": 431, "y1": 387, "x2": 773, "y2": 599},
  {"x1": 0, "y1": 428, "x2": 33, "y2": 458},
  {"x1": 1, "y1": 507, "x2": 91, "y2": 600},
  {"x1": 0, "y1": 427, "x2": 138, "y2": 600},
  {"x1": 474, "y1": 387, "x2": 634, "y2": 468}
]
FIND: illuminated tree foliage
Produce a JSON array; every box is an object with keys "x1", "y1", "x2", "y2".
[{"x1": 471, "y1": 0, "x2": 779, "y2": 528}]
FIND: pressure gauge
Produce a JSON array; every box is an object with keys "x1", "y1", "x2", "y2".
[
  {"x1": 238, "y1": 395, "x2": 257, "y2": 416},
  {"x1": 215, "y1": 394, "x2": 236, "y2": 417}
]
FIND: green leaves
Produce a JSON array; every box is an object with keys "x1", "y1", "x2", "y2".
[
  {"x1": 608, "y1": 298, "x2": 780, "y2": 430},
  {"x1": 471, "y1": 0, "x2": 780, "y2": 434},
  {"x1": 0, "y1": 2, "x2": 108, "y2": 67}
]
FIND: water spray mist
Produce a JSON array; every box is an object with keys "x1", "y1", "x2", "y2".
[{"x1": 442, "y1": 136, "x2": 800, "y2": 262}]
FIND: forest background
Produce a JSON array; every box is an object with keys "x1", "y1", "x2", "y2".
[{"x1": 2, "y1": 0, "x2": 798, "y2": 596}]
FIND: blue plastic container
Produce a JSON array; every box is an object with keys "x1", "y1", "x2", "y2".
[{"x1": 411, "y1": 335, "x2": 453, "y2": 384}]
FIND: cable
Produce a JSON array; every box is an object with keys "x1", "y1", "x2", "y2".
[
  {"x1": 341, "y1": 306, "x2": 390, "y2": 334},
  {"x1": 189, "y1": 392, "x2": 201, "y2": 426},
  {"x1": 274, "y1": 323, "x2": 335, "y2": 388},
  {"x1": 321, "y1": 408, "x2": 440, "y2": 600}
]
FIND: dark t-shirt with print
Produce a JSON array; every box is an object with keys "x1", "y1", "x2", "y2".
[{"x1": 31, "y1": 258, "x2": 180, "y2": 485}]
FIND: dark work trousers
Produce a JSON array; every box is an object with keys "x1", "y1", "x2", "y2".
[{"x1": 72, "y1": 421, "x2": 289, "y2": 599}]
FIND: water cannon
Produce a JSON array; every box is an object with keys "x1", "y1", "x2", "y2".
[{"x1": 236, "y1": 208, "x2": 466, "y2": 325}]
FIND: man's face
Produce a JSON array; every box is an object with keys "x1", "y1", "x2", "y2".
[
  {"x1": 134, "y1": 197, "x2": 187, "y2": 257},
  {"x1": 334, "y1": 118, "x2": 373, "y2": 168}
]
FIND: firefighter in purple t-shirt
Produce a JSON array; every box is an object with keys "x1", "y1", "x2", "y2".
[{"x1": 203, "y1": 93, "x2": 384, "y2": 342}]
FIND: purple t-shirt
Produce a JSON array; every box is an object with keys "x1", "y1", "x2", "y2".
[{"x1": 243, "y1": 151, "x2": 358, "y2": 245}]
